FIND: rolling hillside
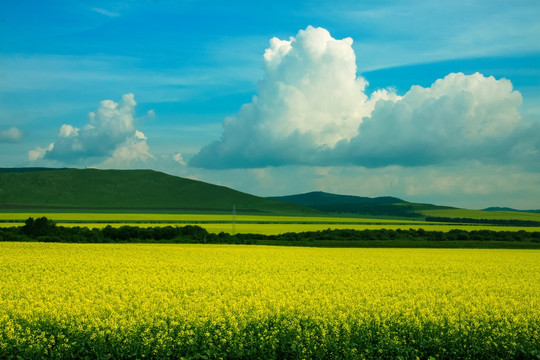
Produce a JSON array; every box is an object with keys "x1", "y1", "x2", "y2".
[
  {"x1": 268, "y1": 191, "x2": 407, "y2": 206},
  {"x1": 484, "y1": 207, "x2": 540, "y2": 214},
  {"x1": 2, "y1": 168, "x2": 539, "y2": 222},
  {"x1": 0, "y1": 168, "x2": 320, "y2": 215},
  {"x1": 268, "y1": 191, "x2": 425, "y2": 218},
  {"x1": 266, "y1": 191, "x2": 540, "y2": 223}
]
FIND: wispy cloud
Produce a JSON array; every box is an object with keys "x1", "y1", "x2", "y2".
[
  {"x1": 0, "y1": 54, "x2": 259, "y2": 101},
  {"x1": 91, "y1": 7, "x2": 120, "y2": 17},
  {"x1": 325, "y1": 0, "x2": 540, "y2": 71}
]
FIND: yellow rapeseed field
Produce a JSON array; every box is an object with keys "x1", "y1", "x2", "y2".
[
  {"x1": 0, "y1": 242, "x2": 538, "y2": 359},
  {"x1": 1, "y1": 213, "x2": 415, "y2": 223},
  {"x1": 3, "y1": 212, "x2": 540, "y2": 233}
]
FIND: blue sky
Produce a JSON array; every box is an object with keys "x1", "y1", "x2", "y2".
[{"x1": 1, "y1": 0, "x2": 540, "y2": 209}]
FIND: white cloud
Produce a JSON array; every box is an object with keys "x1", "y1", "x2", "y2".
[
  {"x1": 88, "y1": 94, "x2": 136, "y2": 138},
  {"x1": 191, "y1": 27, "x2": 535, "y2": 170},
  {"x1": 101, "y1": 132, "x2": 153, "y2": 168},
  {"x1": 0, "y1": 127, "x2": 24, "y2": 143},
  {"x1": 190, "y1": 26, "x2": 399, "y2": 169},
  {"x1": 172, "y1": 153, "x2": 186, "y2": 166},
  {"x1": 342, "y1": 72, "x2": 525, "y2": 167},
  {"x1": 58, "y1": 124, "x2": 79, "y2": 138},
  {"x1": 28, "y1": 93, "x2": 152, "y2": 165},
  {"x1": 134, "y1": 130, "x2": 147, "y2": 141},
  {"x1": 28, "y1": 143, "x2": 54, "y2": 162}
]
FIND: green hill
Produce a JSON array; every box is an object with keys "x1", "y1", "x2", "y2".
[
  {"x1": 483, "y1": 207, "x2": 540, "y2": 214},
  {"x1": 267, "y1": 191, "x2": 540, "y2": 223},
  {"x1": 0, "y1": 168, "x2": 320, "y2": 215},
  {"x1": 3, "y1": 168, "x2": 537, "y2": 223},
  {"x1": 421, "y1": 208, "x2": 540, "y2": 223},
  {"x1": 267, "y1": 191, "x2": 423, "y2": 218},
  {"x1": 268, "y1": 191, "x2": 407, "y2": 206}
]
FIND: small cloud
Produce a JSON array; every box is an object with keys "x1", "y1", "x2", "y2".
[
  {"x1": 58, "y1": 124, "x2": 79, "y2": 138},
  {"x1": 101, "y1": 132, "x2": 153, "y2": 167},
  {"x1": 147, "y1": 109, "x2": 156, "y2": 119},
  {"x1": 0, "y1": 126, "x2": 24, "y2": 143},
  {"x1": 29, "y1": 93, "x2": 153, "y2": 166},
  {"x1": 172, "y1": 153, "x2": 186, "y2": 166},
  {"x1": 28, "y1": 143, "x2": 54, "y2": 162},
  {"x1": 135, "y1": 130, "x2": 147, "y2": 141}
]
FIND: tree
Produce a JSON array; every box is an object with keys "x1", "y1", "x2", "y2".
[{"x1": 21, "y1": 217, "x2": 57, "y2": 237}]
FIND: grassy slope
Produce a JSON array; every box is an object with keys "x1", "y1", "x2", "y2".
[
  {"x1": 267, "y1": 191, "x2": 407, "y2": 205},
  {"x1": 267, "y1": 192, "x2": 452, "y2": 219},
  {"x1": 0, "y1": 169, "x2": 320, "y2": 216},
  {"x1": 2, "y1": 168, "x2": 538, "y2": 223},
  {"x1": 268, "y1": 192, "x2": 540, "y2": 223},
  {"x1": 484, "y1": 206, "x2": 540, "y2": 213}
]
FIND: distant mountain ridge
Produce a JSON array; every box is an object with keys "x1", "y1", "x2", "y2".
[
  {"x1": 0, "y1": 167, "x2": 68, "y2": 173},
  {"x1": 483, "y1": 207, "x2": 540, "y2": 214},
  {"x1": 267, "y1": 191, "x2": 407, "y2": 206},
  {"x1": 267, "y1": 191, "x2": 421, "y2": 218},
  {"x1": 0, "y1": 168, "x2": 319, "y2": 215},
  {"x1": 2, "y1": 168, "x2": 538, "y2": 219},
  {"x1": 269, "y1": 191, "x2": 540, "y2": 220}
]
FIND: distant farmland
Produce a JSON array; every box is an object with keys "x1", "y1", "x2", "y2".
[{"x1": 1, "y1": 212, "x2": 539, "y2": 235}]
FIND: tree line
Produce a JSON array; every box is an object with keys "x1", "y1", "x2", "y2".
[
  {"x1": 0, "y1": 217, "x2": 539, "y2": 246},
  {"x1": 425, "y1": 216, "x2": 540, "y2": 227}
]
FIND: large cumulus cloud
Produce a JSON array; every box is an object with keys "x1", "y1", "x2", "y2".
[
  {"x1": 190, "y1": 26, "x2": 398, "y2": 168},
  {"x1": 29, "y1": 94, "x2": 152, "y2": 165},
  {"x1": 339, "y1": 72, "x2": 526, "y2": 167},
  {"x1": 190, "y1": 26, "x2": 537, "y2": 170}
]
